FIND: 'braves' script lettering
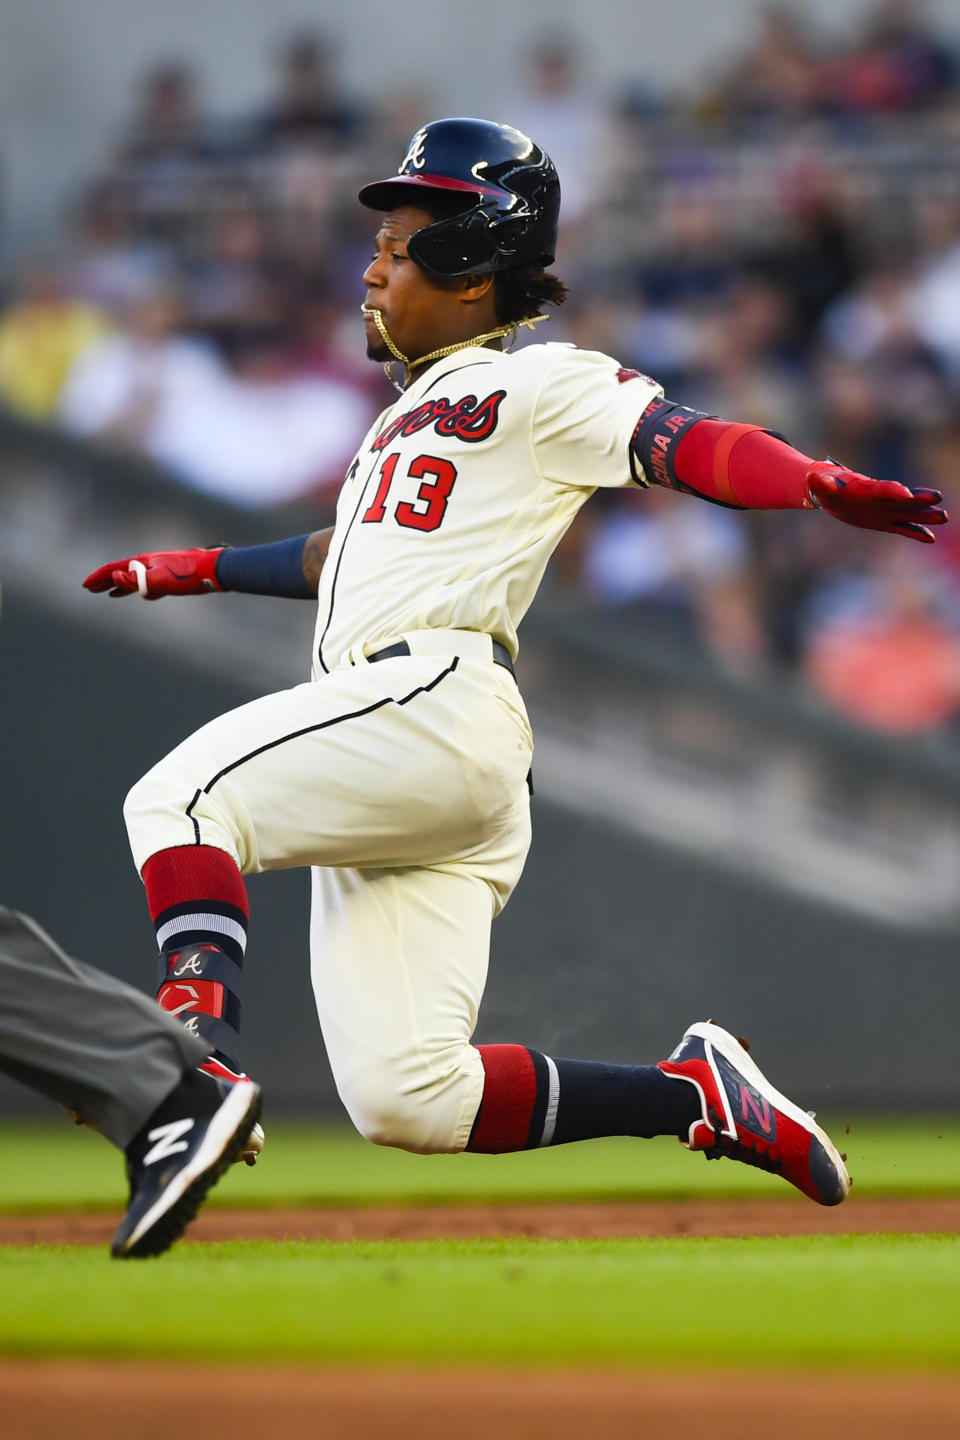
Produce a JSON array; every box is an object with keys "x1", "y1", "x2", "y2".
[{"x1": 372, "y1": 390, "x2": 507, "y2": 452}]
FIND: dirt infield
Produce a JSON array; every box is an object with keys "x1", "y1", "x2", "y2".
[
  {"x1": 1, "y1": 1192, "x2": 958, "y2": 1246},
  {"x1": 4, "y1": 1359, "x2": 960, "y2": 1440}
]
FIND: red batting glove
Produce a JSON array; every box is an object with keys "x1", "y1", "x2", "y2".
[
  {"x1": 82, "y1": 547, "x2": 226, "y2": 600},
  {"x1": 804, "y1": 460, "x2": 947, "y2": 543}
]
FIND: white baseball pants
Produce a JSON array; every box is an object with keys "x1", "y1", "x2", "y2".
[{"x1": 124, "y1": 630, "x2": 533, "y2": 1153}]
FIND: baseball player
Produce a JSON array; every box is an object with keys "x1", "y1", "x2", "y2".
[
  {"x1": 0, "y1": 905, "x2": 261, "y2": 1257},
  {"x1": 83, "y1": 119, "x2": 946, "y2": 1205}
]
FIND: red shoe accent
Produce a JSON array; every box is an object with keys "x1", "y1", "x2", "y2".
[
  {"x1": 196, "y1": 1056, "x2": 264, "y2": 1165},
  {"x1": 199, "y1": 1053, "x2": 248, "y2": 1082}
]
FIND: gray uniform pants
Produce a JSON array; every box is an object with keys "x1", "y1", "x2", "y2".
[{"x1": 0, "y1": 906, "x2": 207, "y2": 1148}]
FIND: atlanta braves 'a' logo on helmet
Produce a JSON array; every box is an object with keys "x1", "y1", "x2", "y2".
[{"x1": 399, "y1": 128, "x2": 428, "y2": 173}]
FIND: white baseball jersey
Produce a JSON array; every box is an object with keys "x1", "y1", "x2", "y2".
[{"x1": 313, "y1": 342, "x2": 662, "y2": 672}]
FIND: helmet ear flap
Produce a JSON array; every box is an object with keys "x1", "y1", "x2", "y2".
[
  {"x1": 407, "y1": 204, "x2": 547, "y2": 278},
  {"x1": 483, "y1": 211, "x2": 533, "y2": 266},
  {"x1": 407, "y1": 206, "x2": 499, "y2": 278}
]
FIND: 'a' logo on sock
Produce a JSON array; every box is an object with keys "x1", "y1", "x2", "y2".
[{"x1": 173, "y1": 951, "x2": 207, "y2": 978}]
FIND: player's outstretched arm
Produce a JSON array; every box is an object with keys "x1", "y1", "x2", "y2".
[
  {"x1": 83, "y1": 529, "x2": 334, "y2": 601},
  {"x1": 631, "y1": 401, "x2": 947, "y2": 543}
]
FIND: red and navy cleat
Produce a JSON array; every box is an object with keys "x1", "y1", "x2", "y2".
[
  {"x1": 199, "y1": 1053, "x2": 264, "y2": 1166},
  {"x1": 657, "y1": 1021, "x2": 850, "y2": 1205}
]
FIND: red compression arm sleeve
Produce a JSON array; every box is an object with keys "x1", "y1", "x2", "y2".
[{"x1": 673, "y1": 419, "x2": 813, "y2": 509}]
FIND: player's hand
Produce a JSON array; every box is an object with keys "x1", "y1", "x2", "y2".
[
  {"x1": 804, "y1": 461, "x2": 947, "y2": 543},
  {"x1": 82, "y1": 547, "x2": 226, "y2": 600}
]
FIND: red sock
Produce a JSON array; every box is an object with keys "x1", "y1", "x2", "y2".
[{"x1": 467, "y1": 1045, "x2": 551, "y2": 1152}]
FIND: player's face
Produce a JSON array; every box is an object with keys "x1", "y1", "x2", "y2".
[{"x1": 362, "y1": 206, "x2": 466, "y2": 363}]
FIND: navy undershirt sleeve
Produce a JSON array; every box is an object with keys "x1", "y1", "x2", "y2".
[{"x1": 215, "y1": 535, "x2": 313, "y2": 598}]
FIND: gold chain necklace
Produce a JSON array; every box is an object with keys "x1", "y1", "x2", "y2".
[{"x1": 363, "y1": 307, "x2": 549, "y2": 392}]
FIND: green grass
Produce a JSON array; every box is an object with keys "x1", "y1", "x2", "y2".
[
  {"x1": 0, "y1": 1115, "x2": 958, "y2": 1213},
  {"x1": 1, "y1": 1235, "x2": 958, "y2": 1368},
  {"x1": 2, "y1": 1119, "x2": 958, "y2": 1372}
]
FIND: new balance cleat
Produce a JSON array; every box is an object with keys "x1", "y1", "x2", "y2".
[
  {"x1": 657, "y1": 1020, "x2": 850, "y2": 1205},
  {"x1": 112, "y1": 1070, "x2": 262, "y2": 1258},
  {"x1": 199, "y1": 1053, "x2": 265, "y2": 1165}
]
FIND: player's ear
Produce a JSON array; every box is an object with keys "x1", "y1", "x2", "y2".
[{"x1": 459, "y1": 273, "x2": 495, "y2": 306}]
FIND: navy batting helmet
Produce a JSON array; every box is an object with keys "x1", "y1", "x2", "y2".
[{"x1": 358, "y1": 117, "x2": 561, "y2": 279}]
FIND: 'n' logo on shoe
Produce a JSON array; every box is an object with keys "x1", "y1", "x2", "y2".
[
  {"x1": 143, "y1": 1118, "x2": 195, "y2": 1166},
  {"x1": 738, "y1": 1083, "x2": 774, "y2": 1138},
  {"x1": 713, "y1": 1051, "x2": 777, "y2": 1141}
]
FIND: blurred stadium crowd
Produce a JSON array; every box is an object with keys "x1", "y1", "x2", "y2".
[{"x1": 4, "y1": 0, "x2": 960, "y2": 737}]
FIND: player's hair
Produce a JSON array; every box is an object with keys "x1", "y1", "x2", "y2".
[{"x1": 492, "y1": 264, "x2": 569, "y2": 327}]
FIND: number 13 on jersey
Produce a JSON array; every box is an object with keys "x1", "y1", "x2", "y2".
[{"x1": 362, "y1": 452, "x2": 457, "y2": 533}]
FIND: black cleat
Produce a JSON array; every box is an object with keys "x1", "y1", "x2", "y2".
[{"x1": 111, "y1": 1070, "x2": 261, "y2": 1259}]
